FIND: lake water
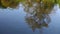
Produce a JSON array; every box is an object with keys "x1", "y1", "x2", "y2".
[{"x1": 0, "y1": 4, "x2": 60, "y2": 34}]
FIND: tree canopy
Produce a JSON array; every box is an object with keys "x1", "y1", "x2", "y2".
[{"x1": 0, "y1": 0, "x2": 60, "y2": 8}]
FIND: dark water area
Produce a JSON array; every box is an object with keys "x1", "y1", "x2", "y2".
[{"x1": 0, "y1": 2, "x2": 60, "y2": 34}]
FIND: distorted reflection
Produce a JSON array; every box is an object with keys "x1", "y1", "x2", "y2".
[
  {"x1": 0, "y1": 0, "x2": 60, "y2": 34},
  {"x1": 24, "y1": 0, "x2": 55, "y2": 32},
  {"x1": 0, "y1": 0, "x2": 60, "y2": 8},
  {"x1": 0, "y1": 0, "x2": 20, "y2": 8}
]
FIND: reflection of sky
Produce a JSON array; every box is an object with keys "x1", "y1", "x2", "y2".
[
  {"x1": 43, "y1": 5, "x2": 60, "y2": 34},
  {"x1": 0, "y1": 4, "x2": 39, "y2": 34},
  {"x1": 0, "y1": 4, "x2": 60, "y2": 34}
]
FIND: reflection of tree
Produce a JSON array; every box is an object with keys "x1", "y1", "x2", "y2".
[
  {"x1": 0, "y1": 0, "x2": 7, "y2": 8},
  {"x1": 0, "y1": 0, "x2": 20, "y2": 8},
  {"x1": 24, "y1": 0, "x2": 55, "y2": 33},
  {"x1": 0, "y1": 0, "x2": 60, "y2": 8}
]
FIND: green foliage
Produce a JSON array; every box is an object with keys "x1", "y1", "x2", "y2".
[
  {"x1": 0, "y1": 0, "x2": 60, "y2": 8},
  {"x1": 0, "y1": 0, "x2": 21, "y2": 8},
  {"x1": 57, "y1": 0, "x2": 60, "y2": 7}
]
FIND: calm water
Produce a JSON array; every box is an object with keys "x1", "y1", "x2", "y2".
[{"x1": 0, "y1": 4, "x2": 60, "y2": 34}]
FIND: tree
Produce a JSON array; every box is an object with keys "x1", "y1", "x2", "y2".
[{"x1": 24, "y1": 0, "x2": 54, "y2": 32}]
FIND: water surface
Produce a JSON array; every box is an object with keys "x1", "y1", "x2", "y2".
[{"x1": 0, "y1": 1, "x2": 60, "y2": 34}]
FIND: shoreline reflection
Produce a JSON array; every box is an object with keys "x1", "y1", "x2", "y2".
[{"x1": 24, "y1": 0, "x2": 55, "y2": 32}]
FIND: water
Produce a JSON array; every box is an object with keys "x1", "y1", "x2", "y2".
[{"x1": 0, "y1": 4, "x2": 60, "y2": 34}]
